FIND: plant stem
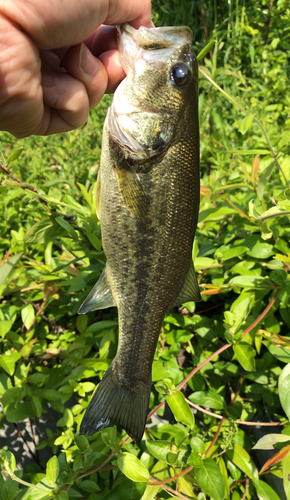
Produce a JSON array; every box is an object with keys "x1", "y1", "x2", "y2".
[{"x1": 260, "y1": 210, "x2": 290, "y2": 222}]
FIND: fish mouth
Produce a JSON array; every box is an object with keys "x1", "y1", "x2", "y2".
[{"x1": 118, "y1": 24, "x2": 193, "y2": 72}]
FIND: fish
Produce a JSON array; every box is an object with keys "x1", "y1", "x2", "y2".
[{"x1": 78, "y1": 23, "x2": 201, "y2": 443}]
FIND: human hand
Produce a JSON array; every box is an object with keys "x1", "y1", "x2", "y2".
[{"x1": 0, "y1": 0, "x2": 153, "y2": 137}]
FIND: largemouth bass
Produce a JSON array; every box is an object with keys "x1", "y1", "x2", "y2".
[{"x1": 79, "y1": 24, "x2": 200, "y2": 443}]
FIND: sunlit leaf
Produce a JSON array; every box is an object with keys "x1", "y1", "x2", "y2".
[
  {"x1": 194, "y1": 458, "x2": 225, "y2": 500},
  {"x1": 279, "y1": 363, "x2": 290, "y2": 420},
  {"x1": 117, "y1": 453, "x2": 150, "y2": 483}
]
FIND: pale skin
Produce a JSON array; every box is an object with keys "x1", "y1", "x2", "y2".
[{"x1": 0, "y1": 0, "x2": 153, "y2": 137}]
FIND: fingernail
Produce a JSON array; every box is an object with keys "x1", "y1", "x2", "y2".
[
  {"x1": 42, "y1": 70, "x2": 59, "y2": 88},
  {"x1": 79, "y1": 42, "x2": 98, "y2": 76}
]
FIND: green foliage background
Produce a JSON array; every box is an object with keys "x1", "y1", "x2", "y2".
[{"x1": 1, "y1": 0, "x2": 290, "y2": 498}]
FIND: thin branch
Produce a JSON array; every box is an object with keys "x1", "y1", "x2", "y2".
[
  {"x1": 13, "y1": 423, "x2": 40, "y2": 465},
  {"x1": 221, "y1": 197, "x2": 254, "y2": 222},
  {"x1": 0, "y1": 162, "x2": 48, "y2": 205},
  {"x1": 242, "y1": 289, "x2": 279, "y2": 338},
  {"x1": 161, "y1": 484, "x2": 192, "y2": 500},
  {"x1": 185, "y1": 398, "x2": 283, "y2": 426},
  {"x1": 241, "y1": 478, "x2": 250, "y2": 500},
  {"x1": 148, "y1": 465, "x2": 194, "y2": 486}
]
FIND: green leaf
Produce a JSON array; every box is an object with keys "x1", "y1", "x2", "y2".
[
  {"x1": 256, "y1": 161, "x2": 275, "y2": 199},
  {"x1": 226, "y1": 443, "x2": 259, "y2": 483},
  {"x1": 62, "y1": 194, "x2": 90, "y2": 214},
  {"x1": 55, "y1": 217, "x2": 78, "y2": 240},
  {"x1": 193, "y1": 458, "x2": 225, "y2": 500},
  {"x1": 145, "y1": 440, "x2": 182, "y2": 466},
  {"x1": 253, "y1": 434, "x2": 290, "y2": 450},
  {"x1": 14, "y1": 486, "x2": 51, "y2": 500},
  {"x1": 145, "y1": 440, "x2": 174, "y2": 465},
  {"x1": 254, "y1": 479, "x2": 281, "y2": 500},
  {"x1": 152, "y1": 360, "x2": 171, "y2": 381},
  {"x1": 0, "y1": 320, "x2": 13, "y2": 338},
  {"x1": 140, "y1": 461, "x2": 166, "y2": 500},
  {"x1": 229, "y1": 275, "x2": 269, "y2": 289},
  {"x1": 42, "y1": 389, "x2": 62, "y2": 401},
  {"x1": 282, "y1": 449, "x2": 290, "y2": 500},
  {"x1": 6, "y1": 401, "x2": 31, "y2": 422},
  {"x1": 79, "y1": 480, "x2": 100, "y2": 493},
  {"x1": 197, "y1": 39, "x2": 216, "y2": 60},
  {"x1": 57, "y1": 408, "x2": 74, "y2": 427},
  {"x1": 188, "y1": 451, "x2": 203, "y2": 468},
  {"x1": 189, "y1": 390, "x2": 225, "y2": 410},
  {"x1": 249, "y1": 199, "x2": 262, "y2": 219},
  {"x1": 101, "y1": 426, "x2": 116, "y2": 446},
  {"x1": 7, "y1": 147, "x2": 23, "y2": 164},
  {"x1": 178, "y1": 476, "x2": 195, "y2": 497},
  {"x1": 77, "y1": 183, "x2": 92, "y2": 207},
  {"x1": 46, "y1": 456, "x2": 60, "y2": 485},
  {"x1": 260, "y1": 220, "x2": 273, "y2": 240},
  {"x1": 4, "y1": 451, "x2": 16, "y2": 473},
  {"x1": 217, "y1": 457, "x2": 230, "y2": 500},
  {"x1": 166, "y1": 391, "x2": 194, "y2": 428},
  {"x1": 84, "y1": 320, "x2": 118, "y2": 334},
  {"x1": 85, "y1": 230, "x2": 101, "y2": 251},
  {"x1": 23, "y1": 217, "x2": 65, "y2": 244},
  {"x1": 21, "y1": 303, "x2": 35, "y2": 330},
  {"x1": 119, "y1": 477, "x2": 146, "y2": 500},
  {"x1": 0, "y1": 252, "x2": 23, "y2": 289},
  {"x1": 279, "y1": 130, "x2": 290, "y2": 149},
  {"x1": 233, "y1": 342, "x2": 256, "y2": 371},
  {"x1": 222, "y1": 246, "x2": 248, "y2": 260},
  {"x1": 247, "y1": 241, "x2": 274, "y2": 259},
  {"x1": 54, "y1": 491, "x2": 69, "y2": 500},
  {"x1": 117, "y1": 453, "x2": 150, "y2": 483},
  {"x1": 76, "y1": 315, "x2": 88, "y2": 334},
  {"x1": 279, "y1": 362, "x2": 290, "y2": 420},
  {"x1": 0, "y1": 351, "x2": 21, "y2": 376},
  {"x1": 154, "y1": 379, "x2": 172, "y2": 394},
  {"x1": 239, "y1": 114, "x2": 254, "y2": 135},
  {"x1": 75, "y1": 434, "x2": 89, "y2": 452},
  {"x1": 32, "y1": 396, "x2": 42, "y2": 418}
]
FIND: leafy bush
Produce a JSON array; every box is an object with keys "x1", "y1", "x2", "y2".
[{"x1": 0, "y1": 1, "x2": 290, "y2": 499}]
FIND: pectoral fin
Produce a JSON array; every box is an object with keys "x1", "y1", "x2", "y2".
[
  {"x1": 174, "y1": 261, "x2": 201, "y2": 305},
  {"x1": 114, "y1": 162, "x2": 152, "y2": 222},
  {"x1": 78, "y1": 265, "x2": 116, "y2": 314}
]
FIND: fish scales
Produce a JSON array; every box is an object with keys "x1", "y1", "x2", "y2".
[{"x1": 79, "y1": 24, "x2": 201, "y2": 442}]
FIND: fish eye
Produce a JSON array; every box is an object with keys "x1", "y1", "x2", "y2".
[{"x1": 170, "y1": 63, "x2": 191, "y2": 86}]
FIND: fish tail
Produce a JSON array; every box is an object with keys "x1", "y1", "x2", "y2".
[{"x1": 79, "y1": 363, "x2": 151, "y2": 443}]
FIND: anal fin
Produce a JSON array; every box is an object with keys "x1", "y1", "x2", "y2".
[
  {"x1": 78, "y1": 265, "x2": 115, "y2": 314},
  {"x1": 174, "y1": 260, "x2": 201, "y2": 305}
]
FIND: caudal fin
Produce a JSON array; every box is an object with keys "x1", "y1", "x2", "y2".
[{"x1": 79, "y1": 363, "x2": 151, "y2": 443}]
